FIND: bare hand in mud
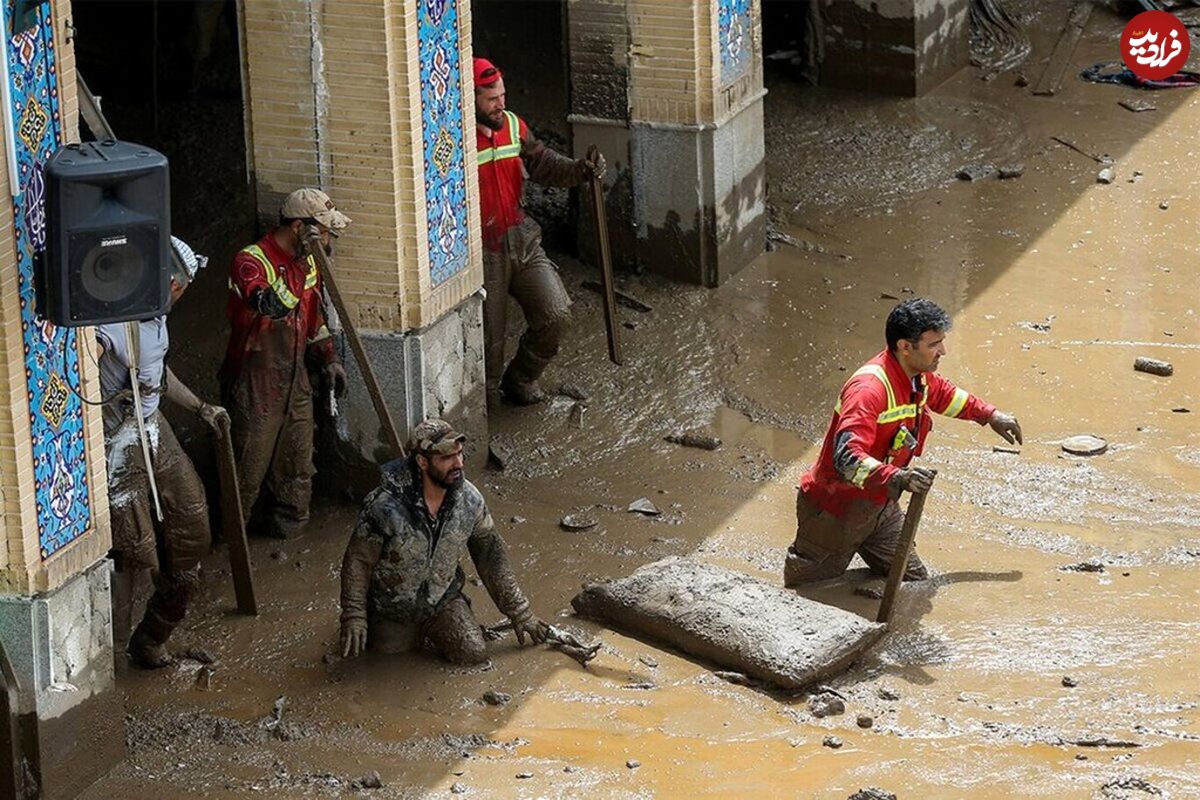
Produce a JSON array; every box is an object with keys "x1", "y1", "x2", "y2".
[
  {"x1": 197, "y1": 403, "x2": 229, "y2": 433},
  {"x1": 341, "y1": 619, "x2": 367, "y2": 658},
  {"x1": 892, "y1": 466, "x2": 936, "y2": 495},
  {"x1": 989, "y1": 411, "x2": 1023, "y2": 445},
  {"x1": 512, "y1": 615, "x2": 550, "y2": 646}
]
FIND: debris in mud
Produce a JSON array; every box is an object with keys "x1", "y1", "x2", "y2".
[
  {"x1": 766, "y1": 226, "x2": 831, "y2": 255},
  {"x1": 451, "y1": 783, "x2": 468, "y2": 794},
  {"x1": 558, "y1": 383, "x2": 590, "y2": 401},
  {"x1": 849, "y1": 790, "x2": 896, "y2": 800},
  {"x1": 1071, "y1": 736, "x2": 1141, "y2": 748},
  {"x1": 1061, "y1": 434, "x2": 1108, "y2": 456},
  {"x1": 628, "y1": 497, "x2": 661, "y2": 516},
  {"x1": 1100, "y1": 777, "x2": 1162, "y2": 797},
  {"x1": 1062, "y1": 675, "x2": 1078, "y2": 687},
  {"x1": 1133, "y1": 357, "x2": 1172, "y2": 377},
  {"x1": 1015, "y1": 73, "x2": 1030, "y2": 87},
  {"x1": 956, "y1": 164, "x2": 996, "y2": 181},
  {"x1": 1060, "y1": 560, "x2": 1106, "y2": 573},
  {"x1": 1097, "y1": 166, "x2": 1115, "y2": 184},
  {"x1": 823, "y1": 735, "x2": 844, "y2": 749},
  {"x1": 488, "y1": 439, "x2": 514, "y2": 471},
  {"x1": 1051, "y1": 136, "x2": 1111, "y2": 165},
  {"x1": 639, "y1": 654, "x2": 659, "y2": 668},
  {"x1": 622, "y1": 681, "x2": 657, "y2": 691},
  {"x1": 1017, "y1": 315, "x2": 1055, "y2": 332},
  {"x1": 998, "y1": 163, "x2": 1025, "y2": 179},
  {"x1": 857, "y1": 715, "x2": 874, "y2": 729},
  {"x1": 560, "y1": 512, "x2": 598, "y2": 531},
  {"x1": 356, "y1": 771, "x2": 384, "y2": 790},
  {"x1": 877, "y1": 686, "x2": 901, "y2": 701},
  {"x1": 1118, "y1": 99, "x2": 1156, "y2": 113},
  {"x1": 510, "y1": 516, "x2": 526, "y2": 524},
  {"x1": 194, "y1": 666, "x2": 215, "y2": 691},
  {"x1": 1159, "y1": 200, "x2": 1170, "y2": 210},
  {"x1": 482, "y1": 691, "x2": 512, "y2": 706},
  {"x1": 713, "y1": 670, "x2": 762, "y2": 688},
  {"x1": 808, "y1": 693, "x2": 846, "y2": 718},
  {"x1": 515, "y1": 772, "x2": 533, "y2": 779},
  {"x1": 993, "y1": 445, "x2": 1021, "y2": 454},
  {"x1": 626, "y1": 759, "x2": 641, "y2": 769},
  {"x1": 569, "y1": 402, "x2": 586, "y2": 429},
  {"x1": 879, "y1": 292, "x2": 900, "y2": 301},
  {"x1": 853, "y1": 585, "x2": 883, "y2": 600},
  {"x1": 179, "y1": 646, "x2": 216, "y2": 664},
  {"x1": 1172, "y1": 407, "x2": 1191, "y2": 413},
  {"x1": 580, "y1": 280, "x2": 652, "y2": 313},
  {"x1": 664, "y1": 431, "x2": 722, "y2": 451}
]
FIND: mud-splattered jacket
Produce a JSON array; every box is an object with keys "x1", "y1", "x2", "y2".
[
  {"x1": 799, "y1": 349, "x2": 995, "y2": 517},
  {"x1": 476, "y1": 110, "x2": 589, "y2": 251},
  {"x1": 340, "y1": 458, "x2": 532, "y2": 626}
]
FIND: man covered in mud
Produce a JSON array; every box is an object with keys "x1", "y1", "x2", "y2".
[
  {"x1": 339, "y1": 419, "x2": 549, "y2": 663},
  {"x1": 474, "y1": 56, "x2": 605, "y2": 405},
  {"x1": 220, "y1": 188, "x2": 348, "y2": 539},
  {"x1": 98, "y1": 237, "x2": 227, "y2": 668},
  {"x1": 784, "y1": 298, "x2": 1023, "y2": 586}
]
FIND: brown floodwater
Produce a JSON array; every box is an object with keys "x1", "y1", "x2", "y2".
[{"x1": 84, "y1": 6, "x2": 1199, "y2": 799}]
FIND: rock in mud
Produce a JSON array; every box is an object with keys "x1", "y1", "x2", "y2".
[
  {"x1": 1159, "y1": 200, "x2": 1170, "y2": 210},
  {"x1": 877, "y1": 686, "x2": 901, "y2": 701},
  {"x1": 1061, "y1": 434, "x2": 1107, "y2": 456},
  {"x1": 957, "y1": 164, "x2": 995, "y2": 181},
  {"x1": 482, "y1": 691, "x2": 512, "y2": 706},
  {"x1": 1097, "y1": 166, "x2": 1115, "y2": 184},
  {"x1": 849, "y1": 789, "x2": 897, "y2": 800},
  {"x1": 510, "y1": 516, "x2": 526, "y2": 525},
  {"x1": 1100, "y1": 777, "x2": 1162, "y2": 797},
  {"x1": 1072, "y1": 736, "x2": 1141, "y2": 748},
  {"x1": 488, "y1": 439, "x2": 513, "y2": 471},
  {"x1": 809, "y1": 693, "x2": 846, "y2": 718},
  {"x1": 853, "y1": 585, "x2": 883, "y2": 600},
  {"x1": 626, "y1": 759, "x2": 640, "y2": 769},
  {"x1": 639, "y1": 654, "x2": 659, "y2": 668},
  {"x1": 823, "y1": 735, "x2": 844, "y2": 749},
  {"x1": 992, "y1": 445, "x2": 1021, "y2": 455},
  {"x1": 357, "y1": 771, "x2": 383, "y2": 790},
  {"x1": 1119, "y1": 99, "x2": 1156, "y2": 113},
  {"x1": 558, "y1": 383, "x2": 590, "y2": 401},
  {"x1": 1133, "y1": 357, "x2": 1172, "y2": 377},
  {"x1": 180, "y1": 646, "x2": 217, "y2": 664},
  {"x1": 664, "y1": 431, "x2": 723, "y2": 451},
  {"x1": 998, "y1": 164, "x2": 1024, "y2": 179},
  {"x1": 194, "y1": 666, "x2": 215, "y2": 691},
  {"x1": 1060, "y1": 561, "x2": 1105, "y2": 573},
  {"x1": 1014, "y1": 73, "x2": 1030, "y2": 87},
  {"x1": 560, "y1": 513, "x2": 598, "y2": 531},
  {"x1": 1062, "y1": 675, "x2": 1078, "y2": 687},
  {"x1": 515, "y1": 772, "x2": 533, "y2": 780},
  {"x1": 857, "y1": 714, "x2": 874, "y2": 729},
  {"x1": 451, "y1": 783, "x2": 468, "y2": 794},
  {"x1": 572, "y1": 557, "x2": 885, "y2": 690},
  {"x1": 628, "y1": 498, "x2": 661, "y2": 516}
]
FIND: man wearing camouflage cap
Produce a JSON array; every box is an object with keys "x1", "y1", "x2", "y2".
[
  {"x1": 339, "y1": 419, "x2": 548, "y2": 663},
  {"x1": 221, "y1": 188, "x2": 349, "y2": 539}
]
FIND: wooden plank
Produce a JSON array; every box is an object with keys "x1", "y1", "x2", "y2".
[
  {"x1": 586, "y1": 145, "x2": 622, "y2": 366},
  {"x1": 216, "y1": 419, "x2": 257, "y2": 616},
  {"x1": 1033, "y1": 1, "x2": 1094, "y2": 96},
  {"x1": 876, "y1": 474, "x2": 936, "y2": 625}
]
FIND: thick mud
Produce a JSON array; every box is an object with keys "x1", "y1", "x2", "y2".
[{"x1": 84, "y1": 3, "x2": 1198, "y2": 798}]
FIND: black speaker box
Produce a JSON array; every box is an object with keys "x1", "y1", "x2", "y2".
[{"x1": 37, "y1": 140, "x2": 171, "y2": 327}]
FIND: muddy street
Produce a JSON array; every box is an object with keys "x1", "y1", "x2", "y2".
[{"x1": 84, "y1": 6, "x2": 1199, "y2": 799}]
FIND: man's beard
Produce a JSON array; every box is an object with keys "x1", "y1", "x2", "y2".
[
  {"x1": 429, "y1": 465, "x2": 464, "y2": 489},
  {"x1": 476, "y1": 109, "x2": 504, "y2": 131}
]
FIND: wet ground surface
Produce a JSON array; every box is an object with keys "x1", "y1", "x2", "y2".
[{"x1": 85, "y1": 4, "x2": 1199, "y2": 798}]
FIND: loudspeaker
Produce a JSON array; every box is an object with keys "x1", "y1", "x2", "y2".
[{"x1": 37, "y1": 140, "x2": 171, "y2": 326}]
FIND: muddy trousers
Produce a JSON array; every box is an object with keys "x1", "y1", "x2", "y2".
[
  {"x1": 482, "y1": 220, "x2": 572, "y2": 395},
  {"x1": 783, "y1": 493, "x2": 928, "y2": 586},
  {"x1": 108, "y1": 413, "x2": 210, "y2": 647},
  {"x1": 223, "y1": 375, "x2": 315, "y2": 538},
  {"x1": 368, "y1": 595, "x2": 489, "y2": 665}
]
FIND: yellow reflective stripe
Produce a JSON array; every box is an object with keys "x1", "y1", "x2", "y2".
[
  {"x1": 851, "y1": 456, "x2": 884, "y2": 488},
  {"x1": 309, "y1": 324, "x2": 331, "y2": 344},
  {"x1": 476, "y1": 112, "x2": 522, "y2": 165},
  {"x1": 941, "y1": 387, "x2": 970, "y2": 418},
  {"x1": 877, "y1": 404, "x2": 918, "y2": 424},
  {"x1": 227, "y1": 278, "x2": 242, "y2": 298},
  {"x1": 834, "y1": 364, "x2": 897, "y2": 415},
  {"x1": 303, "y1": 256, "x2": 318, "y2": 290},
  {"x1": 242, "y1": 244, "x2": 300, "y2": 309}
]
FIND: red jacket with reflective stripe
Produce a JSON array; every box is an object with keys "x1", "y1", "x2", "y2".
[
  {"x1": 798, "y1": 349, "x2": 995, "y2": 517},
  {"x1": 220, "y1": 232, "x2": 335, "y2": 383},
  {"x1": 477, "y1": 111, "x2": 530, "y2": 251}
]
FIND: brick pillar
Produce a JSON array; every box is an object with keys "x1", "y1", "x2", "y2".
[
  {"x1": 239, "y1": 0, "x2": 486, "y2": 475},
  {"x1": 821, "y1": 0, "x2": 969, "y2": 96},
  {"x1": 0, "y1": 1, "x2": 124, "y2": 796},
  {"x1": 570, "y1": 0, "x2": 766, "y2": 287}
]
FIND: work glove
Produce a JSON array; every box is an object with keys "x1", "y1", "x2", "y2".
[
  {"x1": 323, "y1": 362, "x2": 348, "y2": 398},
  {"x1": 579, "y1": 151, "x2": 606, "y2": 182},
  {"x1": 248, "y1": 287, "x2": 290, "y2": 320},
  {"x1": 196, "y1": 402, "x2": 229, "y2": 433},
  {"x1": 989, "y1": 410, "x2": 1023, "y2": 446},
  {"x1": 340, "y1": 618, "x2": 368, "y2": 658},
  {"x1": 889, "y1": 466, "x2": 936, "y2": 495},
  {"x1": 510, "y1": 612, "x2": 549, "y2": 646}
]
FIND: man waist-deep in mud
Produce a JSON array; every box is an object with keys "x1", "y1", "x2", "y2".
[
  {"x1": 474, "y1": 56, "x2": 605, "y2": 406},
  {"x1": 784, "y1": 298, "x2": 1023, "y2": 585},
  {"x1": 98, "y1": 237, "x2": 228, "y2": 668},
  {"x1": 339, "y1": 419, "x2": 549, "y2": 663},
  {"x1": 220, "y1": 188, "x2": 348, "y2": 539}
]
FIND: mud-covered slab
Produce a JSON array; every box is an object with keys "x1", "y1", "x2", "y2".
[{"x1": 571, "y1": 557, "x2": 885, "y2": 690}]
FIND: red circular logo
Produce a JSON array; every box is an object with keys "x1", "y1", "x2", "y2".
[{"x1": 1121, "y1": 10, "x2": 1190, "y2": 80}]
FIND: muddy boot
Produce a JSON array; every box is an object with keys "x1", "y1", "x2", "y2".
[
  {"x1": 500, "y1": 375, "x2": 547, "y2": 406},
  {"x1": 128, "y1": 627, "x2": 173, "y2": 669}
]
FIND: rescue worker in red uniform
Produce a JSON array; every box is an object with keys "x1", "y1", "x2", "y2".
[
  {"x1": 784, "y1": 298, "x2": 1023, "y2": 586},
  {"x1": 221, "y1": 188, "x2": 349, "y2": 538},
  {"x1": 474, "y1": 57, "x2": 605, "y2": 405}
]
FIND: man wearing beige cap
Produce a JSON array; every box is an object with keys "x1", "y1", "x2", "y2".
[
  {"x1": 220, "y1": 187, "x2": 349, "y2": 538},
  {"x1": 339, "y1": 419, "x2": 548, "y2": 664}
]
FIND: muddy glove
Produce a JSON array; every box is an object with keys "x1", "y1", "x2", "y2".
[
  {"x1": 340, "y1": 618, "x2": 368, "y2": 658},
  {"x1": 196, "y1": 402, "x2": 229, "y2": 433},
  {"x1": 248, "y1": 287, "x2": 290, "y2": 320},
  {"x1": 989, "y1": 410, "x2": 1023, "y2": 446},
  {"x1": 323, "y1": 362, "x2": 348, "y2": 398},
  {"x1": 889, "y1": 466, "x2": 936, "y2": 495},
  {"x1": 578, "y1": 151, "x2": 606, "y2": 182},
  {"x1": 511, "y1": 612, "x2": 549, "y2": 646}
]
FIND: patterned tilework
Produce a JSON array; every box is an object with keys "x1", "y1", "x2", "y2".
[
  {"x1": 718, "y1": 0, "x2": 753, "y2": 86},
  {"x1": 418, "y1": 0, "x2": 470, "y2": 287},
  {"x1": 4, "y1": 0, "x2": 93, "y2": 558}
]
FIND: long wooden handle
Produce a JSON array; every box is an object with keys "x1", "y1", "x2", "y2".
[
  {"x1": 876, "y1": 473, "x2": 935, "y2": 625},
  {"x1": 216, "y1": 419, "x2": 257, "y2": 615},
  {"x1": 586, "y1": 145, "x2": 622, "y2": 366},
  {"x1": 303, "y1": 230, "x2": 406, "y2": 459}
]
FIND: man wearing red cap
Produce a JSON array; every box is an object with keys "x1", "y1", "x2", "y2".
[{"x1": 474, "y1": 57, "x2": 605, "y2": 405}]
